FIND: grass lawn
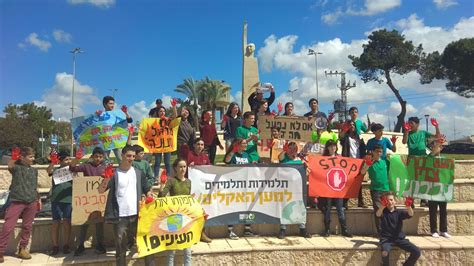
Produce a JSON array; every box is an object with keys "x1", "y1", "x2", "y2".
[{"x1": 441, "y1": 153, "x2": 474, "y2": 160}]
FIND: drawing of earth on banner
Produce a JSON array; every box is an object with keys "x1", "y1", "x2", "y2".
[
  {"x1": 281, "y1": 200, "x2": 306, "y2": 224},
  {"x1": 136, "y1": 195, "x2": 205, "y2": 257}
]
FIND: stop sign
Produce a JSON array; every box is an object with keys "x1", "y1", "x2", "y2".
[{"x1": 326, "y1": 168, "x2": 347, "y2": 191}]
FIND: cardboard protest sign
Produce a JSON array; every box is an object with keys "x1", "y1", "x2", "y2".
[
  {"x1": 71, "y1": 176, "x2": 108, "y2": 225},
  {"x1": 71, "y1": 110, "x2": 129, "y2": 154},
  {"x1": 189, "y1": 165, "x2": 307, "y2": 226},
  {"x1": 136, "y1": 195, "x2": 205, "y2": 257},
  {"x1": 307, "y1": 155, "x2": 364, "y2": 198},
  {"x1": 52, "y1": 166, "x2": 73, "y2": 185},
  {"x1": 257, "y1": 115, "x2": 316, "y2": 141},
  {"x1": 389, "y1": 155, "x2": 454, "y2": 201},
  {"x1": 138, "y1": 117, "x2": 181, "y2": 153}
]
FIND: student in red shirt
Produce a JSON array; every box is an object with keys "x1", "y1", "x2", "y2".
[
  {"x1": 199, "y1": 110, "x2": 223, "y2": 164},
  {"x1": 186, "y1": 138, "x2": 211, "y2": 166}
]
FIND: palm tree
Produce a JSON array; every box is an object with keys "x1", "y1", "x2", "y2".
[
  {"x1": 199, "y1": 77, "x2": 231, "y2": 124},
  {"x1": 175, "y1": 77, "x2": 202, "y2": 129}
]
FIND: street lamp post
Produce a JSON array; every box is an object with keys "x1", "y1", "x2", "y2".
[
  {"x1": 70, "y1": 47, "x2": 83, "y2": 155},
  {"x1": 308, "y1": 49, "x2": 322, "y2": 101},
  {"x1": 424, "y1": 114, "x2": 430, "y2": 132}
]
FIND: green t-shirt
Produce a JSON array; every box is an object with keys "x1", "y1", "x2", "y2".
[
  {"x1": 368, "y1": 159, "x2": 389, "y2": 191},
  {"x1": 229, "y1": 152, "x2": 251, "y2": 165},
  {"x1": 408, "y1": 130, "x2": 432, "y2": 156},
  {"x1": 235, "y1": 125, "x2": 260, "y2": 162},
  {"x1": 354, "y1": 119, "x2": 368, "y2": 136},
  {"x1": 319, "y1": 131, "x2": 338, "y2": 145},
  {"x1": 279, "y1": 154, "x2": 303, "y2": 164},
  {"x1": 159, "y1": 177, "x2": 191, "y2": 197},
  {"x1": 50, "y1": 167, "x2": 72, "y2": 204},
  {"x1": 133, "y1": 160, "x2": 155, "y2": 187}
]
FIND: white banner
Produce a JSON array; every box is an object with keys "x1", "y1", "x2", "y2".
[
  {"x1": 188, "y1": 165, "x2": 307, "y2": 226},
  {"x1": 53, "y1": 166, "x2": 73, "y2": 185}
]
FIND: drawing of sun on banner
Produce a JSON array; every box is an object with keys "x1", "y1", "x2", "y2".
[
  {"x1": 136, "y1": 195, "x2": 205, "y2": 258},
  {"x1": 71, "y1": 110, "x2": 129, "y2": 154},
  {"x1": 188, "y1": 165, "x2": 307, "y2": 226},
  {"x1": 307, "y1": 155, "x2": 364, "y2": 198},
  {"x1": 389, "y1": 155, "x2": 454, "y2": 202},
  {"x1": 138, "y1": 117, "x2": 181, "y2": 153}
]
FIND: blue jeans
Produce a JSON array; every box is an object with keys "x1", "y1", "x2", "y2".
[
  {"x1": 167, "y1": 248, "x2": 192, "y2": 266},
  {"x1": 105, "y1": 148, "x2": 122, "y2": 163},
  {"x1": 153, "y1": 152, "x2": 171, "y2": 177},
  {"x1": 323, "y1": 198, "x2": 346, "y2": 225}
]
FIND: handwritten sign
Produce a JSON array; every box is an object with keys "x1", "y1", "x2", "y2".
[
  {"x1": 71, "y1": 110, "x2": 129, "y2": 154},
  {"x1": 307, "y1": 155, "x2": 364, "y2": 198},
  {"x1": 136, "y1": 195, "x2": 205, "y2": 257},
  {"x1": 257, "y1": 115, "x2": 316, "y2": 141},
  {"x1": 389, "y1": 155, "x2": 454, "y2": 201},
  {"x1": 52, "y1": 166, "x2": 73, "y2": 185},
  {"x1": 71, "y1": 176, "x2": 108, "y2": 225},
  {"x1": 189, "y1": 165, "x2": 307, "y2": 226},
  {"x1": 138, "y1": 117, "x2": 181, "y2": 153}
]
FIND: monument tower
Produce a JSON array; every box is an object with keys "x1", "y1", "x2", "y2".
[{"x1": 242, "y1": 21, "x2": 260, "y2": 113}]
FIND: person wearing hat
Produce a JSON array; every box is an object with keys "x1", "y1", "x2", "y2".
[
  {"x1": 248, "y1": 84, "x2": 275, "y2": 113},
  {"x1": 366, "y1": 123, "x2": 397, "y2": 160},
  {"x1": 46, "y1": 150, "x2": 73, "y2": 255}
]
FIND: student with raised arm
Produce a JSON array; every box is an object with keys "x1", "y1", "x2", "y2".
[
  {"x1": 69, "y1": 147, "x2": 107, "y2": 256},
  {"x1": 150, "y1": 100, "x2": 178, "y2": 177},
  {"x1": 98, "y1": 145, "x2": 154, "y2": 266},
  {"x1": 248, "y1": 84, "x2": 275, "y2": 113},
  {"x1": 348, "y1": 106, "x2": 368, "y2": 136},
  {"x1": 100, "y1": 96, "x2": 133, "y2": 163},
  {"x1": 46, "y1": 151, "x2": 73, "y2": 255},
  {"x1": 0, "y1": 147, "x2": 41, "y2": 262},
  {"x1": 277, "y1": 141, "x2": 312, "y2": 239},
  {"x1": 366, "y1": 123, "x2": 396, "y2": 160},
  {"x1": 376, "y1": 192, "x2": 420, "y2": 266}
]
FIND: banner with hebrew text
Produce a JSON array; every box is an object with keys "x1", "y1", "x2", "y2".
[
  {"x1": 71, "y1": 110, "x2": 128, "y2": 154},
  {"x1": 136, "y1": 195, "x2": 205, "y2": 257},
  {"x1": 307, "y1": 155, "x2": 364, "y2": 198},
  {"x1": 138, "y1": 117, "x2": 181, "y2": 153},
  {"x1": 189, "y1": 165, "x2": 307, "y2": 226},
  {"x1": 389, "y1": 155, "x2": 454, "y2": 201},
  {"x1": 71, "y1": 176, "x2": 108, "y2": 225}
]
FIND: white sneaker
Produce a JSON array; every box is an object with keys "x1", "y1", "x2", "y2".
[
  {"x1": 229, "y1": 231, "x2": 239, "y2": 240},
  {"x1": 432, "y1": 232, "x2": 440, "y2": 238},
  {"x1": 440, "y1": 232, "x2": 451, "y2": 238}
]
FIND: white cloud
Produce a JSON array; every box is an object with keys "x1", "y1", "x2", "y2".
[
  {"x1": 127, "y1": 100, "x2": 154, "y2": 124},
  {"x1": 53, "y1": 29, "x2": 72, "y2": 43},
  {"x1": 35, "y1": 72, "x2": 100, "y2": 120},
  {"x1": 19, "y1": 33, "x2": 51, "y2": 52},
  {"x1": 231, "y1": 91, "x2": 242, "y2": 105},
  {"x1": 67, "y1": 0, "x2": 115, "y2": 8},
  {"x1": 433, "y1": 0, "x2": 458, "y2": 9},
  {"x1": 322, "y1": 0, "x2": 401, "y2": 25}
]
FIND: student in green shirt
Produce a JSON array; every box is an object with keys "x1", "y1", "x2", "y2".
[
  {"x1": 348, "y1": 106, "x2": 368, "y2": 136},
  {"x1": 46, "y1": 151, "x2": 73, "y2": 256},
  {"x1": 360, "y1": 144, "x2": 389, "y2": 235},
  {"x1": 224, "y1": 138, "x2": 252, "y2": 165},
  {"x1": 235, "y1": 111, "x2": 260, "y2": 163},
  {"x1": 132, "y1": 145, "x2": 155, "y2": 187}
]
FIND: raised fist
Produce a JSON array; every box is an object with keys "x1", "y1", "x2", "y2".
[
  {"x1": 76, "y1": 148, "x2": 84, "y2": 160},
  {"x1": 232, "y1": 142, "x2": 240, "y2": 153},
  {"x1": 277, "y1": 102, "x2": 283, "y2": 113},
  {"x1": 381, "y1": 196, "x2": 388, "y2": 207},
  {"x1": 160, "y1": 169, "x2": 168, "y2": 184},
  {"x1": 403, "y1": 121, "x2": 411, "y2": 132},
  {"x1": 390, "y1": 136, "x2": 398, "y2": 144},
  {"x1": 364, "y1": 155, "x2": 374, "y2": 167},
  {"x1": 121, "y1": 105, "x2": 128, "y2": 113},
  {"x1": 283, "y1": 140, "x2": 289, "y2": 152},
  {"x1": 170, "y1": 98, "x2": 178, "y2": 107},
  {"x1": 405, "y1": 197, "x2": 414, "y2": 208},
  {"x1": 50, "y1": 152, "x2": 59, "y2": 165},
  {"x1": 430, "y1": 118, "x2": 439, "y2": 127},
  {"x1": 102, "y1": 164, "x2": 114, "y2": 179},
  {"x1": 11, "y1": 147, "x2": 20, "y2": 160}
]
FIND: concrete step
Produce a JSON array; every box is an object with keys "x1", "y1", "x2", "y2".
[
  {"x1": 2, "y1": 236, "x2": 473, "y2": 265},
  {"x1": 1, "y1": 203, "x2": 473, "y2": 254},
  {"x1": 346, "y1": 178, "x2": 474, "y2": 207}
]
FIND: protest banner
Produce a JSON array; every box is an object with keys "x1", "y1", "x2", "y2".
[
  {"x1": 389, "y1": 155, "x2": 454, "y2": 201},
  {"x1": 307, "y1": 155, "x2": 364, "y2": 198},
  {"x1": 71, "y1": 176, "x2": 108, "y2": 225},
  {"x1": 188, "y1": 165, "x2": 307, "y2": 226},
  {"x1": 136, "y1": 195, "x2": 205, "y2": 257},
  {"x1": 71, "y1": 110, "x2": 128, "y2": 154},
  {"x1": 257, "y1": 115, "x2": 316, "y2": 142},
  {"x1": 138, "y1": 117, "x2": 181, "y2": 153},
  {"x1": 52, "y1": 166, "x2": 73, "y2": 185}
]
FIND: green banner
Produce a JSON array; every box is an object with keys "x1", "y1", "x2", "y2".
[{"x1": 389, "y1": 155, "x2": 454, "y2": 202}]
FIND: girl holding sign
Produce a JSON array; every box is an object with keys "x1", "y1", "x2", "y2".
[
  {"x1": 151, "y1": 102, "x2": 177, "y2": 178},
  {"x1": 46, "y1": 151, "x2": 73, "y2": 255}
]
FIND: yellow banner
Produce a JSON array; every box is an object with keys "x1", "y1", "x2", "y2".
[
  {"x1": 136, "y1": 195, "x2": 205, "y2": 257},
  {"x1": 138, "y1": 117, "x2": 181, "y2": 153}
]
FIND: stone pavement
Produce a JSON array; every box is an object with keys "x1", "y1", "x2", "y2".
[{"x1": 2, "y1": 235, "x2": 473, "y2": 265}]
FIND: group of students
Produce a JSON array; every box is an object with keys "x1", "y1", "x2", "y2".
[{"x1": 0, "y1": 90, "x2": 449, "y2": 266}]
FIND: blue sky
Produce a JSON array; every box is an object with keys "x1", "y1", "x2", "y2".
[{"x1": 1, "y1": 0, "x2": 473, "y2": 140}]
